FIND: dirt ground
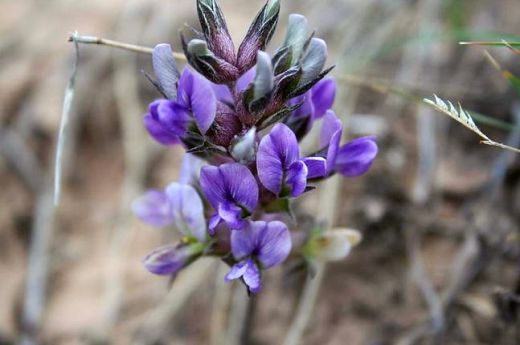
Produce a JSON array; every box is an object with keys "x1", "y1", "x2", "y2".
[{"x1": 0, "y1": 0, "x2": 519, "y2": 344}]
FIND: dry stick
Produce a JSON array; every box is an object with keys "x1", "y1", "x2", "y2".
[
  {"x1": 69, "y1": 33, "x2": 186, "y2": 61},
  {"x1": 210, "y1": 264, "x2": 233, "y2": 345},
  {"x1": 21, "y1": 34, "x2": 81, "y2": 345}
]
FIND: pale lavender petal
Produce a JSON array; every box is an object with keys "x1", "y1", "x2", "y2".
[
  {"x1": 257, "y1": 221, "x2": 292, "y2": 269},
  {"x1": 177, "y1": 68, "x2": 194, "y2": 107},
  {"x1": 335, "y1": 136, "x2": 378, "y2": 177},
  {"x1": 165, "y1": 183, "x2": 206, "y2": 242},
  {"x1": 178, "y1": 153, "x2": 206, "y2": 186},
  {"x1": 218, "y1": 202, "x2": 247, "y2": 230},
  {"x1": 320, "y1": 111, "x2": 343, "y2": 173},
  {"x1": 257, "y1": 123, "x2": 300, "y2": 195},
  {"x1": 302, "y1": 157, "x2": 327, "y2": 179},
  {"x1": 152, "y1": 44, "x2": 180, "y2": 100},
  {"x1": 144, "y1": 113, "x2": 180, "y2": 145},
  {"x1": 311, "y1": 78, "x2": 336, "y2": 119},
  {"x1": 208, "y1": 214, "x2": 222, "y2": 235},
  {"x1": 132, "y1": 190, "x2": 172, "y2": 227},
  {"x1": 218, "y1": 163, "x2": 259, "y2": 212},
  {"x1": 212, "y1": 83, "x2": 233, "y2": 104},
  {"x1": 225, "y1": 260, "x2": 248, "y2": 282},
  {"x1": 142, "y1": 245, "x2": 188, "y2": 275},
  {"x1": 243, "y1": 259, "x2": 261, "y2": 293},
  {"x1": 286, "y1": 161, "x2": 308, "y2": 197}
]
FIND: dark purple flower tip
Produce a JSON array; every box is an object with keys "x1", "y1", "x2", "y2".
[
  {"x1": 225, "y1": 258, "x2": 261, "y2": 293},
  {"x1": 237, "y1": 0, "x2": 280, "y2": 73},
  {"x1": 320, "y1": 110, "x2": 343, "y2": 174},
  {"x1": 177, "y1": 68, "x2": 217, "y2": 134},
  {"x1": 257, "y1": 123, "x2": 301, "y2": 196},
  {"x1": 152, "y1": 44, "x2": 180, "y2": 100},
  {"x1": 196, "y1": 0, "x2": 236, "y2": 64},
  {"x1": 335, "y1": 136, "x2": 378, "y2": 177},
  {"x1": 230, "y1": 220, "x2": 292, "y2": 269},
  {"x1": 143, "y1": 244, "x2": 199, "y2": 275},
  {"x1": 132, "y1": 190, "x2": 172, "y2": 228},
  {"x1": 200, "y1": 163, "x2": 259, "y2": 230},
  {"x1": 311, "y1": 78, "x2": 336, "y2": 119}
]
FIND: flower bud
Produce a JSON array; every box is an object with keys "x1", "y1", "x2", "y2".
[
  {"x1": 299, "y1": 38, "x2": 327, "y2": 87},
  {"x1": 183, "y1": 38, "x2": 240, "y2": 84},
  {"x1": 237, "y1": 0, "x2": 280, "y2": 73},
  {"x1": 197, "y1": 0, "x2": 236, "y2": 64},
  {"x1": 279, "y1": 14, "x2": 310, "y2": 67},
  {"x1": 230, "y1": 127, "x2": 257, "y2": 163},
  {"x1": 306, "y1": 228, "x2": 362, "y2": 262},
  {"x1": 143, "y1": 242, "x2": 204, "y2": 276}
]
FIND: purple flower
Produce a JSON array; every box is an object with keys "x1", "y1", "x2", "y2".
[
  {"x1": 212, "y1": 68, "x2": 256, "y2": 104},
  {"x1": 132, "y1": 183, "x2": 207, "y2": 242},
  {"x1": 143, "y1": 243, "x2": 203, "y2": 275},
  {"x1": 335, "y1": 136, "x2": 378, "y2": 177},
  {"x1": 319, "y1": 110, "x2": 343, "y2": 174},
  {"x1": 200, "y1": 163, "x2": 259, "y2": 232},
  {"x1": 225, "y1": 220, "x2": 291, "y2": 293},
  {"x1": 286, "y1": 78, "x2": 336, "y2": 137},
  {"x1": 145, "y1": 68, "x2": 217, "y2": 145},
  {"x1": 257, "y1": 123, "x2": 325, "y2": 197}
]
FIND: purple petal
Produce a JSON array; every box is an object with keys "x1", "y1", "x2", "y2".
[
  {"x1": 156, "y1": 100, "x2": 191, "y2": 137},
  {"x1": 311, "y1": 78, "x2": 336, "y2": 119},
  {"x1": 230, "y1": 221, "x2": 259, "y2": 259},
  {"x1": 286, "y1": 161, "x2": 308, "y2": 197},
  {"x1": 302, "y1": 157, "x2": 327, "y2": 179},
  {"x1": 178, "y1": 153, "x2": 206, "y2": 186},
  {"x1": 165, "y1": 183, "x2": 206, "y2": 242},
  {"x1": 200, "y1": 163, "x2": 259, "y2": 213},
  {"x1": 257, "y1": 123, "x2": 300, "y2": 195},
  {"x1": 335, "y1": 136, "x2": 378, "y2": 177},
  {"x1": 144, "y1": 113, "x2": 180, "y2": 145},
  {"x1": 178, "y1": 68, "x2": 216, "y2": 134},
  {"x1": 218, "y1": 163, "x2": 259, "y2": 212},
  {"x1": 237, "y1": 67, "x2": 256, "y2": 92},
  {"x1": 208, "y1": 214, "x2": 222, "y2": 235},
  {"x1": 243, "y1": 259, "x2": 261, "y2": 293},
  {"x1": 320, "y1": 111, "x2": 343, "y2": 173},
  {"x1": 225, "y1": 260, "x2": 248, "y2": 282},
  {"x1": 289, "y1": 93, "x2": 315, "y2": 123},
  {"x1": 257, "y1": 221, "x2": 292, "y2": 269},
  {"x1": 152, "y1": 44, "x2": 179, "y2": 100},
  {"x1": 212, "y1": 83, "x2": 233, "y2": 104},
  {"x1": 142, "y1": 245, "x2": 188, "y2": 275},
  {"x1": 218, "y1": 202, "x2": 247, "y2": 230},
  {"x1": 132, "y1": 190, "x2": 172, "y2": 227}
]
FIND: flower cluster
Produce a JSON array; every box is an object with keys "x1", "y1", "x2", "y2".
[{"x1": 133, "y1": 0, "x2": 378, "y2": 293}]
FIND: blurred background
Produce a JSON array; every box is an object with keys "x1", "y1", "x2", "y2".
[{"x1": 1, "y1": 0, "x2": 519, "y2": 344}]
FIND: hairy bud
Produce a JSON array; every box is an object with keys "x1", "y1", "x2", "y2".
[
  {"x1": 231, "y1": 127, "x2": 257, "y2": 163},
  {"x1": 197, "y1": 0, "x2": 236, "y2": 64},
  {"x1": 237, "y1": 0, "x2": 280, "y2": 73},
  {"x1": 306, "y1": 228, "x2": 362, "y2": 262}
]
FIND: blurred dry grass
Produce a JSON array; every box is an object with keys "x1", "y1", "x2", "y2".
[{"x1": 0, "y1": 0, "x2": 519, "y2": 344}]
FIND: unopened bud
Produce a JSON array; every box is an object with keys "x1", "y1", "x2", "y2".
[
  {"x1": 230, "y1": 127, "x2": 257, "y2": 163},
  {"x1": 281, "y1": 14, "x2": 310, "y2": 65},
  {"x1": 237, "y1": 0, "x2": 280, "y2": 73},
  {"x1": 183, "y1": 38, "x2": 240, "y2": 84},
  {"x1": 197, "y1": 0, "x2": 236, "y2": 64},
  {"x1": 143, "y1": 242, "x2": 204, "y2": 275},
  {"x1": 299, "y1": 38, "x2": 327, "y2": 87}
]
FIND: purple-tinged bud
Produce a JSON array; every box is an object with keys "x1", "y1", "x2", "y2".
[
  {"x1": 230, "y1": 127, "x2": 257, "y2": 163},
  {"x1": 237, "y1": 0, "x2": 280, "y2": 73},
  {"x1": 183, "y1": 38, "x2": 240, "y2": 84},
  {"x1": 143, "y1": 242, "x2": 204, "y2": 275},
  {"x1": 207, "y1": 103, "x2": 242, "y2": 147},
  {"x1": 152, "y1": 44, "x2": 180, "y2": 100},
  {"x1": 197, "y1": 0, "x2": 236, "y2": 64}
]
